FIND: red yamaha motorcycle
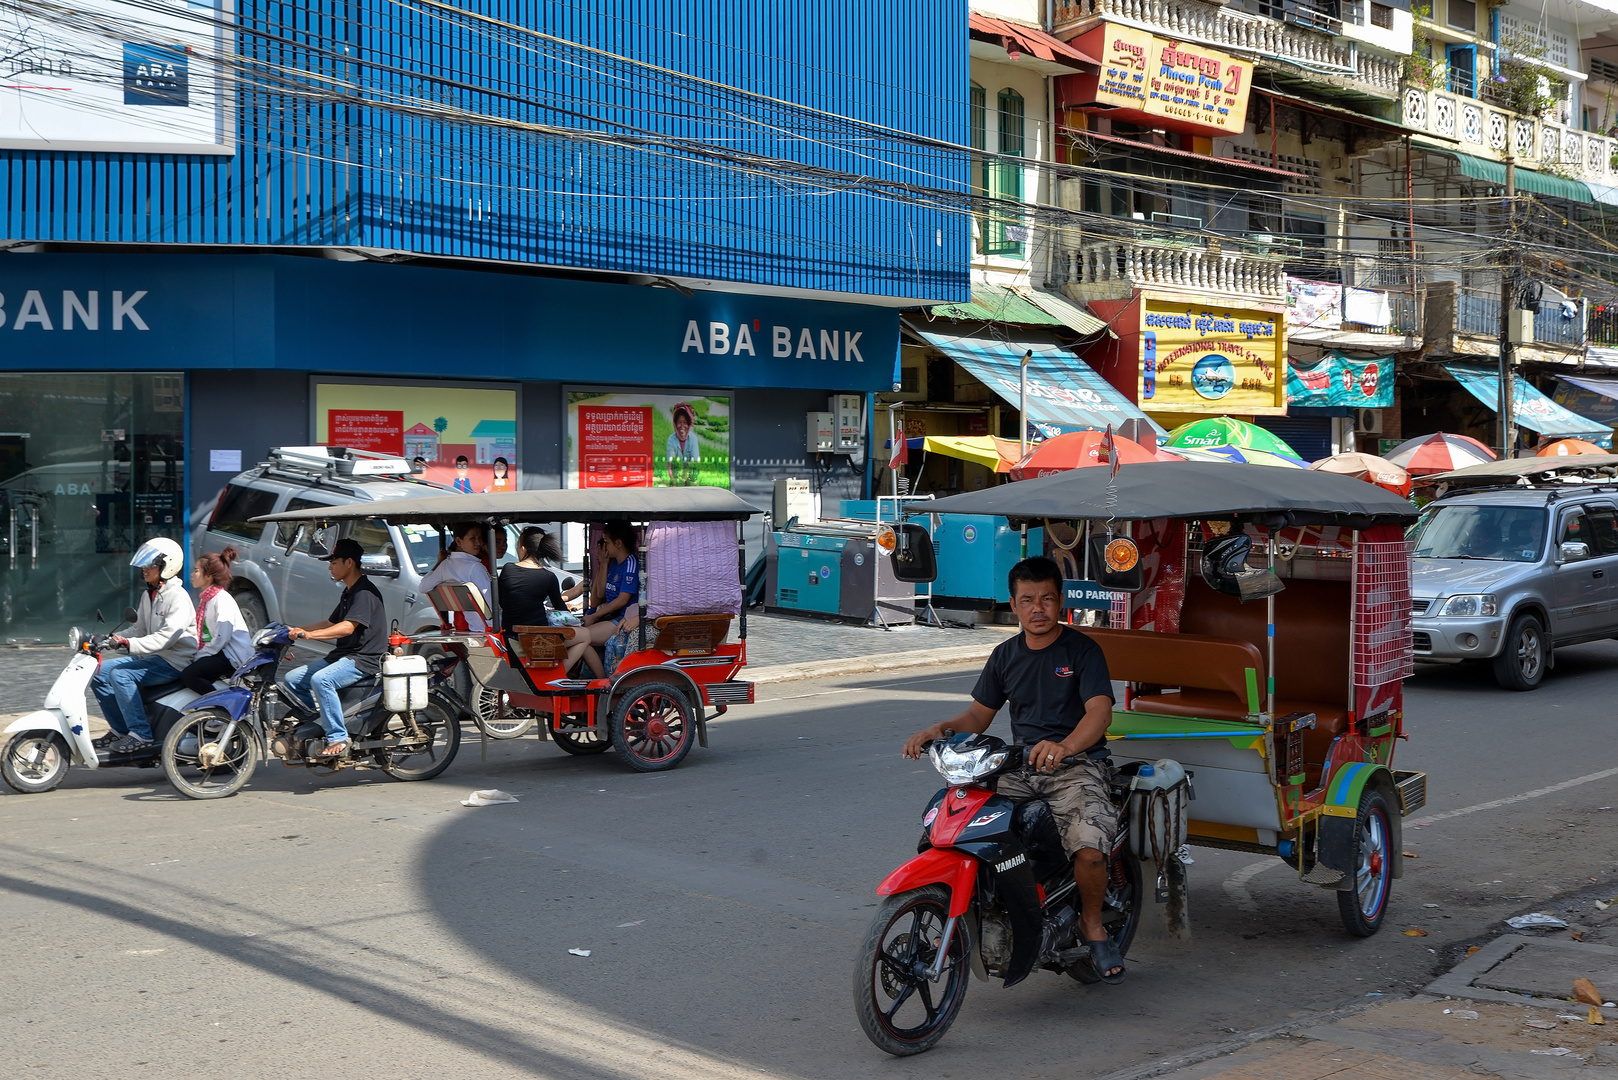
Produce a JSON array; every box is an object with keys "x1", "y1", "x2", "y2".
[{"x1": 854, "y1": 732, "x2": 1145, "y2": 1056}]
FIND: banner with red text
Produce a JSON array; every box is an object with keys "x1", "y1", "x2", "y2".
[{"x1": 566, "y1": 390, "x2": 731, "y2": 489}]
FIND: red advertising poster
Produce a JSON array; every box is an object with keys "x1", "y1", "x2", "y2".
[
  {"x1": 578, "y1": 406, "x2": 654, "y2": 488},
  {"x1": 330, "y1": 409, "x2": 404, "y2": 454}
]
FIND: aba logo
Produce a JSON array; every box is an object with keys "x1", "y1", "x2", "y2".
[
  {"x1": 123, "y1": 44, "x2": 188, "y2": 107},
  {"x1": 1054, "y1": 666, "x2": 1073, "y2": 678}
]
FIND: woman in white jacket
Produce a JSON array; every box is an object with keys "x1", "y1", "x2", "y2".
[{"x1": 180, "y1": 546, "x2": 256, "y2": 694}]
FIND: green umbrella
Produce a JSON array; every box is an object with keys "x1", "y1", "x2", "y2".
[{"x1": 1164, "y1": 417, "x2": 1299, "y2": 458}]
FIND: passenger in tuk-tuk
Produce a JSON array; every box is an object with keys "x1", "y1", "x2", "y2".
[
  {"x1": 418, "y1": 520, "x2": 493, "y2": 630},
  {"x1": 500, "y1": 526, "x2": 603, "y2": 678},
  {"x1": 565, "y1": 521, "x2": 640, "y2": 646},
  {"x1": 902, "y1": 557, "x2": 1125, "y2": 982}
]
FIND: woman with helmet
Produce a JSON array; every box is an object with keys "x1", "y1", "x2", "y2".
[{"x1": 89, "y1": 537, "x2": 198, "y2": 754}]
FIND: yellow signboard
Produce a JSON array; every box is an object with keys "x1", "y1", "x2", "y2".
[
  {"x1": 1139, "y1": 300, "x2": 1286, "y2": 414},
  {"x1": 1065, "y1": 24, "x2": 1252, "y2": 136}
]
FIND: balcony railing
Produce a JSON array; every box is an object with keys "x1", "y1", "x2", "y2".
[
  {"x1": 1402, "y1": 86, "x2": 1616, "y2": 185},
  {"x1": 1052, "y1": 0, "x2": 1399, "y2": 94},
  {"x1": 1054, "y1": 237, "x2": 1288, "y2": 300},
  {"x1": 1453, "y1": 287, "x2": 1585, "y2": 345},
  {"x1": 1341, "y1": 291, "x2": 1420, "y2": 335}
]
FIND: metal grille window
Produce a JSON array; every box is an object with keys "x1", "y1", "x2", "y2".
[
  {"x1": 983, "y1": 90, "x2": 1026, "y2": 256},
  {"x1": 1447, "y1": 0, "x2": 1476, "y2": 32},
  {"x1": 1370, "y1": 2, "x2": 1393, "y2": 28},
  {"x1": 1593, "y1": 57, "x2": 1618, "y2": 83}
]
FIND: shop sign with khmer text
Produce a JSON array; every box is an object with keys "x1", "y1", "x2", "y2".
[
  {"x1": 1139, "y1": 300, "x2": 1285, "y2": 414},
  {"x1": 1061, "y1": 24, "x2": 1252, "y2": 136}
]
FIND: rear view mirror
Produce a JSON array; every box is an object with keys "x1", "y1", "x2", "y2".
[
  {"x1": 360, "y1": 554, "x2": 399, "y2": 577},
  {"x1": 1088, "y1": 535, "x2": 1143, "y2": 594},
  {"x1": 281, "y1": 524, "x2": 306, "y2": 555},
  {"x1": 122, "y1": 606, "x2": 139, "y2": 624},
  {"x1": 1561, "y1": 540, "x2": 1591, "y2": 562},
  {"x1": 888, "y1": 523, "x2": 937, "y2": 583},
  {"x1": 308, "y1": 525, "x2": 340, "y2": 560}
]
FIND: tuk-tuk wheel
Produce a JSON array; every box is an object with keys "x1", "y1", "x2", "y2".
[
  {"x1": 1337, "y1": 787, "x2": 1393, "y2": 937},
  {"x1": 608, "y1": 681, "x2": 695, "y2": 772},
  {"x1": 551, "y1": 718, "x2": 611, "y2": 756}
]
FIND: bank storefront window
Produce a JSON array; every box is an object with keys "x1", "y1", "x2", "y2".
[{"x1": 0, "y1": 373, "x2": 185, "y2": 642}]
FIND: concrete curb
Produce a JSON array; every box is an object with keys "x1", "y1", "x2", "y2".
[{"x1": 747, "y1": 642, "x2": 1002, "y2": 684}]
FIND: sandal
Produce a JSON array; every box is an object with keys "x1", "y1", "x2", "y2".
[
  {"x1": 316, "y1": 741, "x2": 350, "y2": 759},
  {"x1": 1084, "y1": 936, "x2": 1126, "y2": 984}
]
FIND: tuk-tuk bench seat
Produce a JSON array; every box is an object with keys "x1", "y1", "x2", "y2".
[
  {"x1": 512, "y1": 625, "x2": 577, "y2": 666},
  {"x1": 651, "y1": 614, "x2": 732, "y2": 656}
]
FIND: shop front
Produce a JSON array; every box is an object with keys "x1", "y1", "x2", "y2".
[{"x1": 0, "y1": 252, "x2": 900, "y2": 640}]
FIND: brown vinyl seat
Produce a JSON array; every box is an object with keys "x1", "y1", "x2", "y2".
[{"x1": 1083, "y1": 626, "x2": 1263, "y2": 720}]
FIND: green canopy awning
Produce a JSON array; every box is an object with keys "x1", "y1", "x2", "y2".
[
  {"x1": 927, "y1": 284, "x2": 1067, "y2": 326},
  {"x1": 1430, "y1": 149, "x2": 1594, "y2": 203}
]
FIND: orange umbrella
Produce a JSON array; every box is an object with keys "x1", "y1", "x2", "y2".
[
  {"x1": 1308, "y1": 451, "x2": 1413, "y2": 497},
  {"x1": 1010, "y1": 430, "x2": 1160, "y2": 480},
  {"x1": 1536, "y1": 438, "x2": 1607, "y2": 457}
]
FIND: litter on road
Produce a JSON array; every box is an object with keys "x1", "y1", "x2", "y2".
[
  {"x1": 461, "y1": 789, "x2": 519, "y2": 806},
  {"x1": 1507, "y1": 913, "x2": 1569, "y2": 929},
  {"x1": 567, "y1": 948, "x2": 591, "y2": 957}
]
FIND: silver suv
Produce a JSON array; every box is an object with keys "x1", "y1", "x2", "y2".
[
  {"x1": 195, "y1": 447, "x2": 466, "y2": 637},
  {"x1": 1410, "y1": 486, "x2": 1618, "y2": 690}
]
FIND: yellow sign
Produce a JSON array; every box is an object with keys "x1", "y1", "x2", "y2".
[
  {"x1": 1065, "y1": 24, "x2": 1252, "y2": 136},
  {"x1": 1139, "y1": 301, "x2": 1286, "y2": 414}
]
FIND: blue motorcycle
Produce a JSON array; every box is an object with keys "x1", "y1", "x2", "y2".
[{"x1": 159, "y1": 624, "x2": 466, "y2": 799}]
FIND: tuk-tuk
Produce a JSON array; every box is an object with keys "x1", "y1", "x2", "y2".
[
  {"x1": 915, "y1": 461, "x2": 1426, "y2": 937},
  {"x1": 257, "y1": 486, "x2": 760, "y2": 773}
]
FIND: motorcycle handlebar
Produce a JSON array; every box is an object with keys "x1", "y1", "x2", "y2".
[{"x1": 918, "y1": 737, "x2": 1084, "y2": 769}]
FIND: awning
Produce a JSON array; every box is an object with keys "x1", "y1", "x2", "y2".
[
  {"x1": 1552, "y1": 374, "x2": 1618, "y2": 426},
  {"x1": 1008, "y1": 286, "x2": 1111, "y2": 337},
  {"x1": 969, "y1": 13, "x2": 1097, "y2": 69},
  {"x1": 915, "y1": 331, "x2": 1164, "y2": 437},
  {"x1": 1426, "y1": 149, "x2": 1595, "y2": 203},
  {"x1": 927, "y1": 284, "x2": 1066, "y2": 327},
  {"x1": 1588, "y1": 183, "x2": 1618, "y2": 207},
  {"x1": 1445, "y1": 364, "x2": 1610, "y2": 436},
  {"x1": 1287, "y1": 352, "x2": 1395, "y2": 408}
]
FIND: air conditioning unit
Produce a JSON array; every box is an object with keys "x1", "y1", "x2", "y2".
[{"x1": 1354, "y1": 409, "x2": 1384, "y2": 435}]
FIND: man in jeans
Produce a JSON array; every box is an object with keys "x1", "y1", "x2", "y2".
[{"x1": 284, "y1": 537, "x2": 387, "y2": 759}]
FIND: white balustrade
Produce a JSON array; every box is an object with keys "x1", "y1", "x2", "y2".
[
  {"x1": 1058, "y1": 239, "x2": 1287, "y2": 299},
  {"x1": 1402, "y1": 86, "x2": 1618, "y2": 183}
]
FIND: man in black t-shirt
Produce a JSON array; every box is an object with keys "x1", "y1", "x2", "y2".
[
  {"x1": 904, "y1": 556, "x2": 1123, "y2": 981},
  {"x1": 284, "y1": 537, "x2": 388, "y2": 758}
]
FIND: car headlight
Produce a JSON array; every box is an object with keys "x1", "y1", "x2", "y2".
[
  {"x1": 1440, "y1": 593, "x2": 1498, "y2": 617},
  {"x1": 929, "y1": 743, "x2": 1009, "y2": 785}
]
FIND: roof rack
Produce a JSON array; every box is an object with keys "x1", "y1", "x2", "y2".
[{"x1": 265, "y1": 446, "x2": 414, "y2": 479}]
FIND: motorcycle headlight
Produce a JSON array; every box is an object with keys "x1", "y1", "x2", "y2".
[
  {"x1": 1440, "y1": 593, "x2": 1498, "y2": 617},
  {"x1": 930, "y1": 743, "x2": 1010, "y2": 785},
  {"x1": 66, "y1": 627, "x2": 85, "y2": 653}
]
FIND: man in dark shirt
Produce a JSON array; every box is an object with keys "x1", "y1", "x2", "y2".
[
  {"x1": 904, "y1": 556, "x2": 1123, "y2": 980},
  {"x1": 283, "y1": 537, "x2": 388, "y2": 758}
]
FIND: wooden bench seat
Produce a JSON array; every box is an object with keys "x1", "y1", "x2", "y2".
[
  {"x1": 651, "y1": 614, "x2": 732, "y2": 656},
  {"x1": 511, "y1": 624, "x2": 576, "y2": 666}
]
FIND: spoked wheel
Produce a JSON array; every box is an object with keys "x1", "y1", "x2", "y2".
[
  {"x1": 608, "y1": 681, "x2": 694, "y2": 772},
  {"x1": 375, "y1": 697, "x2": 461, "y2": 781},
  {"x1": 551, "y1": 716, "x2": 612, "y2": 756},
  {"x1": 472, "y1": 684, "x2": 536, "y2": 740},
  {"x1": 2, "y1": 731, "x2": 70, "y2": 794},
  {"x1": 161, "y1": 709, "x2": 258, "y2": 800},
  {"x1": 1338, "y1": 787, "x2": 1394, "y2": 937},
  {"x1": 853, "y1": 885, "x2": 970, "y2": 1056},
  {"x1": 1069, "y1": 847, "x2": 1144, "y2": 984}
]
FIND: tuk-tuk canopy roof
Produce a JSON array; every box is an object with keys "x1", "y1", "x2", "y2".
[
  {"x1": 921, "y1": 462, "x2": 1419, "y2": 526},
  {"x1": 253, "y1": 486, "x2": 763, "y2": 526},
  {"x1": 1425, "y1": 454, "x2": 1618, "y2": 484}
]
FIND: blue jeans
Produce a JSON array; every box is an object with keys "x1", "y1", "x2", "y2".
[
  {"x1": 91, "y1": 654, "x2": 184, "y2": 741},
  {"x1": 282, "y1": 656, "x2": 366, "y2": 744}
]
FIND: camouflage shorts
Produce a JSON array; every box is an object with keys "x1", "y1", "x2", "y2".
[{"x1": 997, "y1": 758, "x2": 1118, "y2": 856}]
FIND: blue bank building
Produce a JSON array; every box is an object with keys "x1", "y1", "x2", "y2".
[{"x1": 0, "y1": 0, "x2": 967, "y2": 638}]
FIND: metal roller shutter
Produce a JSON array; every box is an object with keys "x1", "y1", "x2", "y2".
[{"x1": 1254, "y1": 417, "x2": 1333, "y2": 463}]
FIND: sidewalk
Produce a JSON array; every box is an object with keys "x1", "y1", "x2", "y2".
[{"x1": 0, "y1": 610, "x2": 1015, "y2": 716}]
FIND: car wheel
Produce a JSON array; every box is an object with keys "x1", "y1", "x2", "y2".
[
  {"x1": 233, "y1": 587, "x2": 268, "y2": 637},
  {"x1": 1492, "y1": 612, "x2": 1546, "y2": 690}
]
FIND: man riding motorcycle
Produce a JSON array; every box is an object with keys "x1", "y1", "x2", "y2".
[
  {"x1": 90, "y1": 537, "x2": 199, "y2": 754},
  {"x1": 902, "y1": 555, "x2": 1124, "y2": 982}
]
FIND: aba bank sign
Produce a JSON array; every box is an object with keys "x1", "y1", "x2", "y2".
[
  {"x1": 680, "y1": 319, "x2": 867, "y2": 363},
  {"x1": 0, "y1": 289, "x2": 150, "y2": 330}
]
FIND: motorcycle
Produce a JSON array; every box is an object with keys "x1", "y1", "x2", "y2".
[
  {"x1": 160, "y1": 624, "x2": 466, "y2": 800},
  {"x1": 1, "y1": 609, "x2": 205, "y2": 794},
  {"x1": 854, "y1": 732, "x2": 1148, "y2": 1057}
]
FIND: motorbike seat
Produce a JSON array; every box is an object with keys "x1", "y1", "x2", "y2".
[
  {"x1": 337, "y1": 677, "x2": 380, "y2": 718},
  {"x1": 137, "y1": 678, "x2": 184, "y2": 709},
  {"x1": 1012, "y1": 799, "x2": 1069, "y2": 877}
]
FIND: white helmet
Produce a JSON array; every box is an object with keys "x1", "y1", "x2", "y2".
[{"x1": 130, "y1": 537, "x2": 184, "y2": 581}]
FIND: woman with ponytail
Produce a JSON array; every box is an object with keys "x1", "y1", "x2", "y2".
[
  {"x1": 181, "y1": 547, "x2": 255, "y2": 694},
  {"x1": 498, "y1": 526, "x2": 602, "y2": 678}
]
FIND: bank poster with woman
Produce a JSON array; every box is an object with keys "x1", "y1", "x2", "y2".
[{"x1": 565, "y1": 390, "x2": 731, "y2": 489}]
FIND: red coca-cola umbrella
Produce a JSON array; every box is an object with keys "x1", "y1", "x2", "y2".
[
  {"x1": 1010, "y1": 430, "x2": 1163, "y2": 480},
  {"x1": 1384, "y1": 433, "x2": 1497, "y2": 475}
]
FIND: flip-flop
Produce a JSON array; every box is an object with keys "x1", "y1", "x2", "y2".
[
  {"x1": 1085, "y1": 937, "x2": 1126, "y2": 984},
  {"x1": 316, "y1": 741, "x2": 350, "y2": 759}
]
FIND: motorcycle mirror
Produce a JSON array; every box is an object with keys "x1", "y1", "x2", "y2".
[
  {"x1": 888, "y1": 523, "x2": 938, "y2": 584},
  {"x1": 561, "y1": 575, "x2": 578, "y2": 591},
  {"x1": 95, "y1": 608, "x2": 106, "y2": 624},
  {"x1": 123, "y1": 605, "x2": 140, "y2": 624}
]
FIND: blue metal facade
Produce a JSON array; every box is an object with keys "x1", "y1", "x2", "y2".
[{"x1": 0, "y1": 0, "x2": 970, "y2": 301}]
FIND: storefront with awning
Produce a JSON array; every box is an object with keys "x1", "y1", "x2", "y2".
[
  {"x1": 1551, "y1": 374, "x2": 1618, "y2": 433},
  {"x1": 1445, "y1": 365, "x2": 1611, "y2": 442}
]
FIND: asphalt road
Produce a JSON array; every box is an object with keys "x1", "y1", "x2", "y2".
[{"x1": 6, "y1": 643, "x2": 1618, "y2": 1079}]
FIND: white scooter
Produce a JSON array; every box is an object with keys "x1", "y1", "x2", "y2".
[{"x1": 1, "y1": 609, "x2": 204, "y2": 794}]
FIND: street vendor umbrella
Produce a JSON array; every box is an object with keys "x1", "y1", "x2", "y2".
[
  {"x1": 920, "y1": 435, "x2": 1025, "y2": 473},
  {"x1": 1384, "y1": 433, "x2": 1496, "y2": 475},
  {"x1": 1173, "y1": 445, "x2": 1307, "y2": 468},
  {"x1": 1536, "y1": 438, "x2": 1607, "y2": 457},
  {"x1": 1164, "y1": 416, "x2": 1300, "y2": 458},
  {"x1": 1309, "y1": 451, "x2": 1413, "y2": 497},
  {"x1": 1010, "y1": 430, "x2": 1160, "y2": 479}
]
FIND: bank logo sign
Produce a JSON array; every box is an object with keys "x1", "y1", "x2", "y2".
[
  {"x1": 0, "y1": 290, "x2": 149, "y2": 330},
  {"x1": 123, "y1": 44, "x2": 189, "y2": 106},
  {"x1": 679, "y1": 319, "x2": 866, "y2": 363}
]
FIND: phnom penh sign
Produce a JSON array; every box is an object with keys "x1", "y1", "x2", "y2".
[
  {"x1": 1060, "y1": 24, "x2": 1252, "y2": 136},
  {"x1": 1139, "y1": 299, "x2": 1286, "y2": 414}
]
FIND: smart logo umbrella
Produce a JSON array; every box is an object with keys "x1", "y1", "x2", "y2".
[
  {"x1": 1164, "y1": 416, "x2": 1300, "y2": 458},
  {"x1": 1173, "y1": 445, "x2": 1307, "y2": 468}
]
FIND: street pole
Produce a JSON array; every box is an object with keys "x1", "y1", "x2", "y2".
[
  {"x1": 1498, "y1": 160, "x2": 1517, "y2": 460},
  {"x1": 1019, "y1": 349, "x2": 1031, "y2": 460}
]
